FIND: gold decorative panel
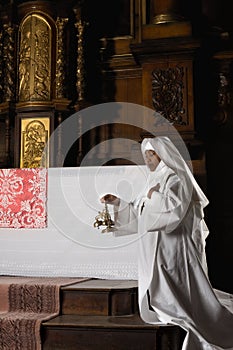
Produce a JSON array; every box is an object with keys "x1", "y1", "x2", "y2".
[
  {"x1": 20, "y1": 118, "x2": 50, "y2": 168},
  {"x1": 18, "y1": 14, "x2": 52, "y2": 102}
]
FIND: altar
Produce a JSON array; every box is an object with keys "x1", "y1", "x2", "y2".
[{"x1": 0, "y1": 165, "x2": 149, "y2": 279}]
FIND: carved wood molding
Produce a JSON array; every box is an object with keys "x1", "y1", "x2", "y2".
[
  {"x1": 152, "y1": 66, "x2": 186, "y2": 125},
  {"x1": 3, "y1": 24, "x2": 16, "y2": 102},
  {"x1": 213, "y1": 51, "x2": 233, "y2": 125},
  {"x1": 0, "y1": 30, "x2": 3, "y2": 103},
  {"x1": 55, "y1": 17, "x2": 68, "y2": 100},
  {"x1": 74, "y1": 4, "x2": 86, "y2": 103}
]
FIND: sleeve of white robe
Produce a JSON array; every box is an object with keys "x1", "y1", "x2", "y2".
[
  {"x1": 142, "y1": 175, "x2": 185, "y2": 234},
  {"x1": 114, "y1": 200, "x2": 138, "y2": 234}
]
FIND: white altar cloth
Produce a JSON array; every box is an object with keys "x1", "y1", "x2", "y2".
[{"x1": 0, "y1": 166, "x2": 148, "y2": 279}]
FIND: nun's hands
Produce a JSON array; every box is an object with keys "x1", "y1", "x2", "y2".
[
  {"x1": 147, "y1": 183, "x2": 160, "y2": 199},
  {"x1": 100, "y1": 194, "x2": 120, "y2": 206}
]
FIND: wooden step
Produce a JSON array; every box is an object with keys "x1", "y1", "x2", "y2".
[
  {"x1": 42, "y1": 314, "x2": 185, "y2": 350},
  {"x1": 60, "y1": 279, "x2": 138, "y2": 316},
  {"x1": 42, "y1": 279, "x2": 186, "y2": 349}
]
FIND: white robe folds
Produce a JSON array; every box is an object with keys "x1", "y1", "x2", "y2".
[{"x1": 114, "y1": 159, "x2": 233, "y2": 350}]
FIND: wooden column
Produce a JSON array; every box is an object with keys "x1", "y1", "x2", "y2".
[
  {"x1": 143, "y1": 0, "x2": 191, "y2": 39},
  {"x1": 0, "y1": 103, "x2": 13, "y2": 167},
  {"x1": 152, "y1": 0, "x2": 184, "y2": 24},
  {"x1": 73, "y1": 1, "x2": 88, "y2": 165}
]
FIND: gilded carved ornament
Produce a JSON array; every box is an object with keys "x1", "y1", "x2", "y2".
[
  {"x1": 3, "y1": 24, "x2": 15, "y2": 102},
  {"x1": 55, "y1": 17, "x2": 68, "y2": 100},
  {"x1": 20, "y1": 118, "x2": 49, "y2": 168},
  {"x1": 18, "y1": 14, "x2": 52, "y2": 102},
  {"x1": 74, "y1": 5, "x2": 86, "y2": 102}
]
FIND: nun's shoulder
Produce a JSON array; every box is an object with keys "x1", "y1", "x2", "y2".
[{"x1": 163, "y1": 166, "x2": 180, "y2": 186}]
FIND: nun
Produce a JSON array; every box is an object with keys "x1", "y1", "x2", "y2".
[{"x1": 101, "y1": 136, "x2": 233, "y2": 350}]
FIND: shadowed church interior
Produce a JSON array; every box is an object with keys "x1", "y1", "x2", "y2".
[{"x1": 0, "y1": 0, "x2": 233, "y2": 349}]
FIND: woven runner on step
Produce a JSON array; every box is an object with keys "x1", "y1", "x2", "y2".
[{"x1": 0, "y1": 276, "x2": 89, "y2": 349}]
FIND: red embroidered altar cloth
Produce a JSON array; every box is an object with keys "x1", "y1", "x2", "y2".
[{"x1": 0, "y1": 168, "x2": 47, "y2": 228}]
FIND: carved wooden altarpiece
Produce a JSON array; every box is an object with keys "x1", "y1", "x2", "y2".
[{"x1": 0, "y1": 0, "x2": 86, "y2": 168}]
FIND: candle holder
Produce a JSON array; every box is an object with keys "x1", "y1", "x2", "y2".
[{"x1": 93, "y1": 202, "x2": 117, "y2": 233}]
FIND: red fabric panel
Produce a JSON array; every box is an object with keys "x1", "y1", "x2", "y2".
[{"x1": 0, "y1": 168, "x2": 47, "y2": 228}]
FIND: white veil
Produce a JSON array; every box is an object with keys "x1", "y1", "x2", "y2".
[{"x1": 141, "y1": 136, "x2": 209, "y2": 208}]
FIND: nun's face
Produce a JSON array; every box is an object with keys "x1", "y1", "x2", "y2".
[{"x1": 144, "y1": 150, "x2": 161, "y2": 171}]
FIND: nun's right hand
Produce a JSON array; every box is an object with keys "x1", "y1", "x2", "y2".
[
  {"x1": 100, "y1": 194, "x2": 120, "y2": 206},
  {"x1": 147, "y1": 183, "x2": 160, "y2": 199}
]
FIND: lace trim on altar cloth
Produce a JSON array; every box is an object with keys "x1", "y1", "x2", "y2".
[{"x1": 0, "y1": 261, "x2": 138, "y2": 280}]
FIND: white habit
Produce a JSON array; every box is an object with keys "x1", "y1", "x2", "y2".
[{"x1": 113, "y1": 136, "x2": 233, "y2": 350}]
